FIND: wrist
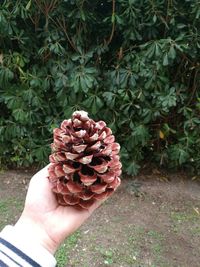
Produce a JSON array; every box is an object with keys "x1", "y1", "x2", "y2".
[
  {"x1": 15, "y1": 214, "x2": 59, "y2": 254},
  {"x1": 0, "y1": 225, "x2": 57, "y2": 267}
]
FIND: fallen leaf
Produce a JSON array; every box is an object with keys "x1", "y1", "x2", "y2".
[{"x1": 193, "y1": 207, "x2": 199, "y2": 215}]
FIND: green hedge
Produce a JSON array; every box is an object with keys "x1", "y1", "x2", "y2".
[{"x1": 0, "y1": 0, "x2": 200, "y2": 175}]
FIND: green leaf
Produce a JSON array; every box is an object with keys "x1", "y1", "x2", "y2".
[
  {"x1": 0, "y1": 67, "x2": 14, "y2": 85},
  {"x1": 169, "y1": 145, "x2": 190, "y2": 165},
  {"x1": 0, "y1": 0, "x2": 200, "y2": 175},
  {"x1": 26, "y1": 0, "x2": 32, "y2": 10},
  {"x1": 12, "y1": 108, "x2": 27, "y2": 122},
  {"x1": 103, "y1": 92, "x2": 116, "y2": 107},
  {"x1": 126, "y1": 161, "x2": 140, "y2": 176},
  {"x1": 83, "y1": 95, "x2": 104, "y2": 114},
  {"x1": 33, "y1": 146, "x2": 49, "y2": 161},
  {"x1": 163, "y1": 53, "x2": 169, "y2": 66},
  {"x1": 129, "y1": 125, "x2": 150, "y2": 146},
  {"x1": 153, "y1": 14, "x2": 157, "y2": 23},
  {"x1": 168, "y1": 46, "x2": 176, "y2": 59}
]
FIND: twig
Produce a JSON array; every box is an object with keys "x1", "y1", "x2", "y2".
[
  {"x1": 186, "y1": 68, "x2": 199, "y2": 106},
  {"x1": 107, "y1": 0, "x2": 116, "y2": 45},
  {"x1": 54, "y1": 15, "x2": 77, "y2": 52},
  {"x1": 34, "y1": 0, "x2": 59, "y2": 15}
]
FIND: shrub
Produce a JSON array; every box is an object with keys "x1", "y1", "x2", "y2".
[{"x1": 0, "y1": 0, "x2": 200, "y2": 175}]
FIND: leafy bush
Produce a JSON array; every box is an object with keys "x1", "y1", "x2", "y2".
[{"x1": 0, "y1": 0, "x2": 200, "y2": 175}]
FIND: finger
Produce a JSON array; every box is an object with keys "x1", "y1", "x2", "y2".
[
  {"x1": 25, "y1": 164, "x2": 58, "y2": 209},
  {"x1": 33, "y1": 164, "x2": 51, "y2": 180},
  {"x1": 27, "y1": 165, "x2": 53, "y2": 197}
]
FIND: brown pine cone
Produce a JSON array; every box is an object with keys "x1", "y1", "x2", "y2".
[{"x1": 48, "y1": 111, "x2": 122, "y2": 209}]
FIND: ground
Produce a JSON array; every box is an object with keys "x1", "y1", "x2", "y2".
[{"x1": 0, "y1": 169, "x2": 200, "y2": 267}]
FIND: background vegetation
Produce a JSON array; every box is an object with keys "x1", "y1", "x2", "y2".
[{"x1": 0, "y1": 0, "x2": 200, "y2": 175}]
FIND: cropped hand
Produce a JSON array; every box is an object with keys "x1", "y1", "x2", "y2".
[{"x1": 15, "y1": 165, "x2": 102, "y2": 254}]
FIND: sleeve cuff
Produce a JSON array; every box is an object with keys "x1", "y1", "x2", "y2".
[{"x1": 0, "y1": 225, "x2": 56, "y2": 267}]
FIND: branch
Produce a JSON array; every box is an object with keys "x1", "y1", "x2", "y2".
[
  {"x1": 53, "y1": 15, "x2": 77, "y2": 52},
  {"x1": 107, "y1": 0, "x2": 116, "y2": 45},
  {"x1": 186, "y1": 68, "x2": 199, "y2": 106}
]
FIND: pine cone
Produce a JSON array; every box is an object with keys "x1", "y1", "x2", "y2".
[{"x1": 48, "y1": 111, "x2": 121, "y2": 209}]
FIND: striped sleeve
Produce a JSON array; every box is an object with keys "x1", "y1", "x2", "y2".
[{"x1": 0, "y1": 226, "x2": 56, "y2": 267}]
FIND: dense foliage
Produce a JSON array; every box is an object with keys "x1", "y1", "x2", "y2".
[{"x1": 0, "y1": 0, "x2": 200, "y2": 175}]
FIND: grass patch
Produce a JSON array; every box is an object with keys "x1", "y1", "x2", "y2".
[
  {"x1": 0, "y1": 198, "x2": 23, "y2": 213},
  {"x1": 171, "y1": 211, "x2": 199, "y2": 223},
  {"x1": 96, "y1": 226, "x2": 145, "y2": 266},
  {"x1": 125, "y1": 228, "x2": 166, "y2": 266},
  {"x1": 147, "y1": 229, "x2": 165, "y2": 265},
  {"x1": 0, "y1": 198, "x2": 24, "y2": 230},
  {"x1": 96, "y1": 247, "x2": 114, "y2": 265},
  {"x1": 96, "y1": 246, "x2": 138, "y2": 266},
  {"x1": 190, "y1": 226, "x2": 200, "y2": 236},
  {"x1": 170, "y1": 210, "x2": 200, "y2": 233},
  {"x1": 147, "y1": 230, "x2": 164, "y2": 241},
  {"x1": 0, "y1": 201, "x2": 9, "y2": 213},
  {"x1": 55, "y1": 231, "x2": 80, "y2": 267}
]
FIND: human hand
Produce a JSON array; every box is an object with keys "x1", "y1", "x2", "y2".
[{"x1": 15, "y1": 165, "x2": 102, "y2": 254}]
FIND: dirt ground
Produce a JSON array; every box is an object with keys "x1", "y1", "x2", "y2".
[{"x1": 0, "y1": 169, "x2": 200, "y2": 267}]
